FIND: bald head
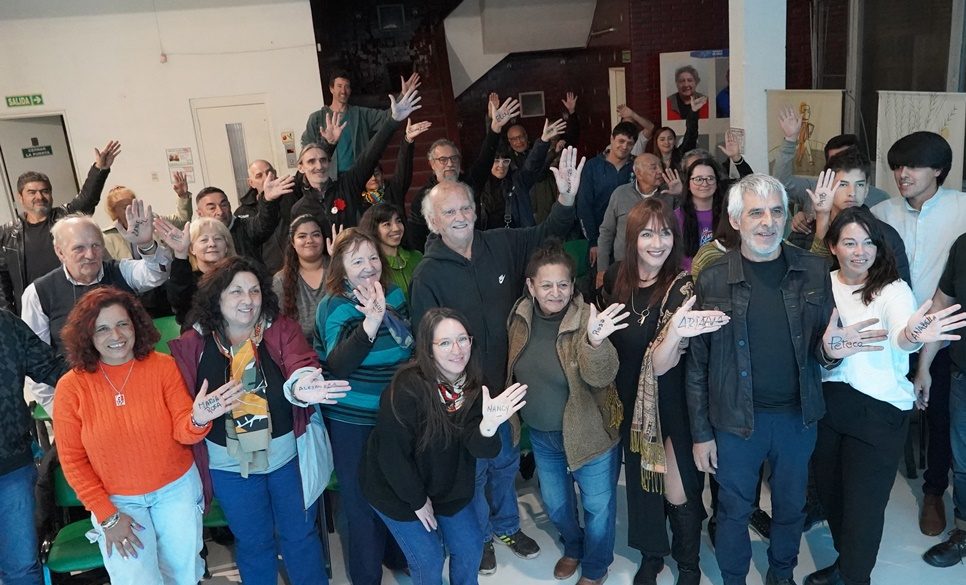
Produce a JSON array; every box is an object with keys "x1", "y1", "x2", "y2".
[
  {"x1": 247, "y1": 159, "x2": 275, "y2": 193},
  {"x1": 634, "y1": 153, "x2": 663, "y2": 192}
]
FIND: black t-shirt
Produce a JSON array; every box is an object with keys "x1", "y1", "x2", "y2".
[
  {"x1": 23, "y1": 219, "x2": 60, "y2": 285},
  {"x1": 742, "y1": 254, "x2": 801, "y2": 410},
  {"x1": 939, "y1": 233, "x2": 966, "y2": 372}
]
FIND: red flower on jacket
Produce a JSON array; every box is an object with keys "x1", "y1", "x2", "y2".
[{"x1": 333, "y1": 198, "x2": 346, "y2": 212}]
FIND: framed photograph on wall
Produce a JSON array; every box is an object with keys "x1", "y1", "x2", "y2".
[{"x1": 518, "y1": 91, "x2": 545, "y2": 118}]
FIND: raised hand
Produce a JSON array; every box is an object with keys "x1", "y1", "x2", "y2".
[
  {"x1": 550, "y1": 145, "x2": 586, "y2": 203},
  {"x1": 390, "y1": 86, "x2": 422, "y2": 122},
  {"x1": 778, "y1": 106, "x2": 803, "y2": 141},
  {"x1": 405, "y1": 119, "x2": 433, "y2": 143},
  {"x1": 541, "y1": 118, "x2": 567, "y2": 142},
  {"x1": 480, "y1": 383, "x2": 527, "y2": 435},
  {"x1": 325, "y1": 223, "x2": 344, "y2": 257},
  {"x1": 94, "y1": 140, "x2": 122, "y2": 169},
  {"x1": 320, "y1": 111, "x2": 347, "y2": 145},
  {"x1": 153, "y1": 217, "x2": 190, "y2": 259},
  {"x1": 120, "y1": 199, "x2": 155, "y2": 246},
  {"x1": 415, "y1": 498, "x2": 437, "y2": 532},
  {"x1": 488, "y1": 92, "x2": 500, "y2": 112},
  {"x1": 400, "y1": 72, "x2": 421, "y2": 95},
  {"x1": 671, "y1": 296, "x2": 730, "y2": 338},
  {"x1": 616, "y1": 103, "x2": 635, "y2": 120},
  {"x1": 806, "y1": 169, "x2": 836, "y2": 215},
  {"x1": 662, "y1": 168, "x2": 682, "y2": 195},
  {"x1": 354, "y1": 281, "x2": 387, "y2": 325},
  {"x1": 561, "y1": 91, "x2": 578, "y2": 114},
  {"x1": 192, "y1": 379, "x2": 244, "y2": 425},
  {"x1": 587, "y1": 302, "x2": 630, "y2": 347},
  {"x1": 690, "y1": 95, "x2": 708, "y2": 113},
  {"x1": 103, "y1": 512, "x2": 144, "y2": 559},
  {"x1": 904, "y1": 300, "x2": 966, "y2": 345},
  {"x1": 263, "y1": 172, "x2": 295, "y2": 201},
  {"x1": 172, "y1": 170, "x2": 190, "y2": 198},
  {"x1": 717, "y1": 130, "x2": 743, "y2": 162},
  {"x1": 489, "y1": 97, "x2": 521, "y2": 132},
  {"x1": 293, "y1": 369, "x2": 351, "y2": 405},
  {"x1": 823, "y1": 308, "x2": 888, "y2": 359}
]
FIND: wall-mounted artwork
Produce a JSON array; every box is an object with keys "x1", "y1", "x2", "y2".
[
  {"x1": 765, "y1": 89, "x2": 844, "y2": 179},
  {"x1": 659, "y1": 50, "x2": 731, "y2": 164},
  {"x1": 876, "y1": 91, "x2": 966, "y2": 197}
]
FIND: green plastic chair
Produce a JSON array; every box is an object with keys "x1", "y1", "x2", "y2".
[
  {"x1": 563, "y1": 239, "x2": 590, "y2": 279},
  {"x1": 42, "y1": 467, "x2": 104, "y2": 584},
  {"x1": 203, "y1": 499, "x2": 228, "y2": 528},
  {"x1": 153, "y1": 315, "x2": 181, "y2": 355}
]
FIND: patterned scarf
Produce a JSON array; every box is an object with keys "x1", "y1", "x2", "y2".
[
  {"x1": 213, "y1": 317, "x2": 271, "y2": 477},
  {"x1": 343, "y1": 283, "x2": 413, "y2": 349},
  {"x1": 630, "y1": 273, "x2": 692, "y2": 493},
  {"x1": 437, "y1": 373, "x2": 467, "y2": 413},
  {"x1": 362, "y1": 187, "x2": 385, "y2": 205}
]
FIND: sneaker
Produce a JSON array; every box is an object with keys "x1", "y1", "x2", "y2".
[
  {"x1": 765, "y1": 568, "x2": 798, "y2": 585},
  {"x1": 750, "y1": 508, "x2": 772, "y2": 540},
  {"x1": 479, "y1": 541, "x2": 496, "y2": 575},
  {"x1": 495, "y1": 529, "x2": 540, "y2": 559},
  {"x1": 576, "y1": 572, "x2": 608, "y2": 585},
  {"x1": 922, "y1": 528, "x2": 966, "y2": 567}
]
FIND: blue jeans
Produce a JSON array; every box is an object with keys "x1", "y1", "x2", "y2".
[
  {"x1": 88, "y1": 465, "x2": 204, "y2": 585},
  {"x1": 375, "y1": 502, "x2": 482, "y2": 585},
  {"x1": 0, "y1": 464, "x2": 40, "y2": 585},
  {"x1": 473, "y1": 422, "x2": 520, "y2": 542},
  {"x1": 715, "y1": 411, "x2": 817, "y2": 585},
  {"x1": 327, "y1": 419, "x2": 406, "y2": 585},
  {"x1": 529, "y1": 430, "x2": 618, "y2": 580},
  {"x1": 210, "y1": 456, "x2": 326, "y2": 585},
  {"x1": 950, "y1": 368, "x2": 966, "y2": 528}
]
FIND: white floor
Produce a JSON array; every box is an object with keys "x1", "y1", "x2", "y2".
[{"x1": 201, "y1": 466, "x2": 966, "y2": 585}]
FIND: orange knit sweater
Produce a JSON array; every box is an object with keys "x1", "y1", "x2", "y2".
[{"x1": 54, "y1": 351, "x2": 210, "y2": 521}]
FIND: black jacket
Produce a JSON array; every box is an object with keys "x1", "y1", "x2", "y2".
[
  {"x1": 478, "y1": 138, "x2": 551, "y2": 230},
  {"x1": 290, "y1": 118, "x2": 400, "y2": 235},
  {"x1": 685, "y1": 244, "x2": 839, "y2": 442},
  {"x1": 407, "y1": 128, "x2": 502, "y2": 253},
  {"x1": 229, "y1": 197, "x2": 280, "y2": 265},
  {"x1": 0, "y1": 309, "x2": 67, "y2": 474},
  {"x1": 409, "y1": 201, "x2": 576, "y2": 390},
  {"x1": 0, "y1": 164, "x2": 109, "y2": 313}
]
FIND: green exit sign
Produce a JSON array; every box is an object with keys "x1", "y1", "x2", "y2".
[{"x1": 6, "y1": 94, "x2": 44, "y2": 107}]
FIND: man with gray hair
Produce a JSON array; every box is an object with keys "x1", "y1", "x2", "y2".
[
  {"x1": 686, "y1": 174, "x2": 885, "y2": 585},
  {"x1": 20, "y1": 205, "x2": 170, "y2": 414},
  {"x1": 409, "y1": 147, "x2": 584, "y2": 575}
]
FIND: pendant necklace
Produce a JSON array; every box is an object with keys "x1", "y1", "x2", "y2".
[
  {"x1": 630, "y1": 289, "x2": 651, "y2": 325},
  {"x1": 100, "y1": 361, "x2": 135, "y2": 407}
]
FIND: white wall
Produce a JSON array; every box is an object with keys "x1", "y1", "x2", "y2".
[
  {"x1": 445, "y1": 0, "x2": 507, "y2": 97},
  {"x1": 0, "y1": 0, "x2": 322, "y2": 227}
]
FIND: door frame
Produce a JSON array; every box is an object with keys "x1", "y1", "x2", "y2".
[{"x1": 189, "y1": 94, "x2": 274, "y2": 187}]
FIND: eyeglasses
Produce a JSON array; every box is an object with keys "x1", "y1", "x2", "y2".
[
  {"x1": 433, "y1": 335, "x2": 473, "y2": 352},
  {"x1": 433, "y1": 155, "x2": 462, "y2": 166},
  {"x1": 493, "y1": 158, "x2": 511, "y2": 165},
  {"x1": 690, "y1": 176, "x2": 717, "y2": 185}
]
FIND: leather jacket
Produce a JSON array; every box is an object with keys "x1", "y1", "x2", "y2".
[{"x1": 685, "y1": 244, "x2": 839, "y2": 442}]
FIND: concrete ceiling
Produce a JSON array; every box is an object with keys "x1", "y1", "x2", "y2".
[{"x1": 480, "y1": 0, "x2": 597, "y2": 54}]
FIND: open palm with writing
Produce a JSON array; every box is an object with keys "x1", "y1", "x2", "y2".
[
  {"x1": 806, "y1": 169, "x2": 836, "y2": 215},
  {"x1": 905, "y1": 300, "x2": 966, "y2": 344},
  {"x1": 587, "y1": 303, "x2": 630, "y2": 346},
  {"x1": 671, "y1": 296, "x2": 730, "y2": 338},
  {"x1": 293, "y1": 369, "x2": 351, "y2": 405},
  {"x1": 550, "y1": 146, "x2": 586, "y2": 201},
  {"x1": 823, "y1": 308, "x2": 887, "y2": 359},
  {"x1": 481, "y1": 383, "x2": 527, "y2": 432},
  {"x1": 120, "y1": 199, "x2": 155, "y2": 246}
]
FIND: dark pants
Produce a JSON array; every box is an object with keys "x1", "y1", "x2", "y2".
[
  {"x1": 916, "y1": 348, "x2": 953, "y2": 496},
  {"x1": 813, "y1": 383, "x2": 909, "y2": 585},
  {"x1": 327, "y1": 419, "x2": 406, "y2": 585},
  {"x1": 715, "y1": 410, "x2": 817, "y2": 585}
]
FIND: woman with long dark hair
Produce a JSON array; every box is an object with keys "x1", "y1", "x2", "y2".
[
  {"x1": 169, "y1": 256, "x2": 350, "y2": 585},
  {"x1": 603, "y1": 198, "x2": 727, "y2": 585},
  {"x1": 360, "y1": 308, "x2": 526, "y2": 585},
  {"x1": 675, "y1": 157, "x2": 725, "y2": 272},
  {"x1": 359, "y1": 202, "x2": 422, "y2": 300},
  {"x1": 272, "y1": 214, "x2": 327, "y2": 342},
  {"x1": 806, "y1": 206, "x2": 966, "y2": 585},
  {"x1": 643, "y1": 96, "x2": 701, "y2": 172}
]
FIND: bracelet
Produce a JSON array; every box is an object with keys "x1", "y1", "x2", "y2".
[
  {"x1": 190, "y1": 415, "x2": 209, "y2": 428},
  {"x1": 733, "y1": 156, "x2": 745, "y2": 164},
  {"x1": 137, "y1": 240, "x2": 159, "y2": 254},
  {"x1": 100, "y1": 512, "x2": 121, "y2": 529}
]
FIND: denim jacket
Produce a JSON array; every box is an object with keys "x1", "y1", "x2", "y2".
[{"x1": 685, "y1": 244, "x2": 838, "y2": 442}]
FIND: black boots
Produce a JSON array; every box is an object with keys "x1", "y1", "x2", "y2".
[{"x1": 667, "y1": 501, "x2": 703, "y2": 585}]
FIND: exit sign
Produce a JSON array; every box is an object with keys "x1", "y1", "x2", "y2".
[{"x1": 6, "y1": 94, "x2": 44, "y2": 107}]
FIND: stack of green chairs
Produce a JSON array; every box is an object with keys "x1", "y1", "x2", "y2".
[{"x1": 41, "y1": 467, "x2": 104, "y2": 584}]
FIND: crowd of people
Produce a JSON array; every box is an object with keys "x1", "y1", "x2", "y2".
[{"x1": 0, "y1": 65, "x2": 964, "y2": 585}]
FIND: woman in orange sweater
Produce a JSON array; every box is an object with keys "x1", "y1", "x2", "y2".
[{"x1": 54, "y1": 287, "x2": 242, "y2": 584}]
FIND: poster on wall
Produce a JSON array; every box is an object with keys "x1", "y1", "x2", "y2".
[
  {"x1": 765, "y1": 90, "x2": 844, "y2": 179},
  {"x1": 876, "y1": 91, "x2": 966, "y2": 197},
  {"x1": 659, "y1": 50, "x2": 731, "y2": 159}
]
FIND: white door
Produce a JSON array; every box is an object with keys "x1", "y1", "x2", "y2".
[
  {"x1": 0, "y1": 115, "x2": 79, "y2": 223},
  {"x1": 609, "y1": 67, "x2": 627, "y2": 130},
  {"x1": 191, "y1": 96, "x2": 274, "y2": 205}
]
